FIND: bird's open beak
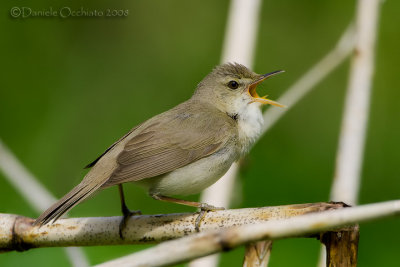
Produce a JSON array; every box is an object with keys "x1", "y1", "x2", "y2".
[{"x1": 248, "y1": 70, "x2": 285, "y2": 107}]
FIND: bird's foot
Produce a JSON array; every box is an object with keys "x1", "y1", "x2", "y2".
[
  {"x1": 195, "y1": 203, "x2": 225, "y2": 232},
  {"x1": 119, "y1": 208, "x2": 142, "y2": 239}
]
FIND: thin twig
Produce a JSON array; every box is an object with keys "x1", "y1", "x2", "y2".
[
  {"x1": 0, "y1": 202, "x2": 341, "y2": 251},
  {"x1": 96, "y1": 200, "x2": 400, "y2": 267},
  {"x1": 0, "y1": 139, "x2": 57, "y2": 211},
  {"x1": 260, "y1": 24, "x2": 355, "y2": 135},
  {"x1": 220, "y1": 0, "x2": 261, "y2": 66},
  {"x1": 318, "y1": 2, "x2": 382, "y2": 266},
  {"x1": 0, "y1": 139, "x2": 89, "y2": 267},
  {"x1": 200, "y1": 0, "x2": 262, "y2": 217},
  {"x1": 330, "y1": 0, "x2": 382, "y2": 205},
  {"x1": 243, "y1": 241, "x2": 272, "y2": 267}
]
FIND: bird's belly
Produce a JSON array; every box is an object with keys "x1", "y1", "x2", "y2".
[{"x1": 137, "y1": 150, "x2": 236, "y2": 196}]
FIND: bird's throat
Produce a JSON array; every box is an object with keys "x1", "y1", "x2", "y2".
[{"x1": 237, "y1": 104, "x2": 264, "y2": 154}]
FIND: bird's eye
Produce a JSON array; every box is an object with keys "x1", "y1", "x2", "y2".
[{"x1": 227, "y1": 80, "x2": 239, "y2": 89}]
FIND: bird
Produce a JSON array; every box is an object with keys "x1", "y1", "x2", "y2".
[{"x1": 34, "y1": 63, "x2": 284, "y2": 236}]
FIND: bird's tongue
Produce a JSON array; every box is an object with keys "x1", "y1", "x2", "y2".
[{"x1": 248, "y1": 83, "x2": 285, "y2": 107}]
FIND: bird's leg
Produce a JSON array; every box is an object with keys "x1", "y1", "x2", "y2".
[
  {"x1": 118, "y1": 184, "x2": 142, "y2": 239},
  {"x1": 150, "y1": 193, "x2": 224, "y2": 232}
]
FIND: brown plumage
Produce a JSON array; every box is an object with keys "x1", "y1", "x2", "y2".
[
  {"x1": 34, "y1": 101, "x2": 237, "y2": 225},
  {"x1": 34, "y1": 62, "x2": 284, "y2": 227}
]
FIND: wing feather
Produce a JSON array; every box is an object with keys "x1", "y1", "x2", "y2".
[{"x1": 103, "y1": 103, "x2": 237, "y2": 187}]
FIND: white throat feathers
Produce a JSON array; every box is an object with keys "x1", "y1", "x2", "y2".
[{"x1": 236, "y1": 102, "x2": 264, "y2": 154}]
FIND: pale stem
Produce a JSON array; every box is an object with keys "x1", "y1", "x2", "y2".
[
  {"x1": 193, "y1": 0, "x2": 262, "y2": 265},
  {"x1": 330, "y1": 0, "x2": 382, "y2": 206},
  {"x1": 201, "y1": 10, "x2": 356, "y2": 267},
  {"x1": 0, "y1": 139, "x2": 89, "y2": 267},
  {"x1": 243, "y1": 241, "x2": 273, "y2": 267},
  {"x1": 96, "y1": 200, "x2": 400, "y2": 267},
  {"x1": 1, "y1": 202, "x2": 339, "y2": 251},
  {"x1": 0, "y1": 139, "x2": 57, "y2": 211},
  {"x1": 318, "y1": 0, "x2": 382, "y2": 266},
  {"x1": 261, "y1": 24, "x2": 355, "y2": 135}
]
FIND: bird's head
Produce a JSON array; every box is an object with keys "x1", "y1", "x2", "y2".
[{"x1": 193, "y1": 63, "x2": 284, "y2": 116}]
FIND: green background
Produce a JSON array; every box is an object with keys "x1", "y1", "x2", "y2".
[{"x1": 1, "y1": 0, "x2": 399, "y2": 266}]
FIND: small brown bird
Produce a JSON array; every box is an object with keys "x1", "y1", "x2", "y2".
[{"x1": 34, "y1": 63, "x2": 284, "y2": 235}]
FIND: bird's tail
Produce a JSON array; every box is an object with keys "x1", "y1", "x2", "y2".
[{"x1": 34, "y1": 181, "x2": 105, "y2": 226}]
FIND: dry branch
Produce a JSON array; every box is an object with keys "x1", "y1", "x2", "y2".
[
  {"x1": 96, "y1": 200, "x2": 400, "y2": 267},
  {"x1": 0, "y1": 202, "x2": 341, "y2": 252}
]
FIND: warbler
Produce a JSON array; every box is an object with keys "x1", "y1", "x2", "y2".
[{"x1": 34, "y1": 63, "x2": 284, "y2": 236}]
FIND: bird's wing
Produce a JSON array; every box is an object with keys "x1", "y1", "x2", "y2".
[
  {"x1": 84, "y1": 124, "x2": 142, "y2": 169},
  {"x1": 103, "y1": 104, "x2": 237, "y2": 187}
]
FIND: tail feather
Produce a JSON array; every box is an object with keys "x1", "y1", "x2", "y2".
[{"x1": 34, "y1": 181, "x2": 103, "y2": 226}]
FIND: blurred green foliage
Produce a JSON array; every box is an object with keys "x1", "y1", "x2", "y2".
[{"x1": 1, "y1": 0, "x2": 400, "y2": 266}]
